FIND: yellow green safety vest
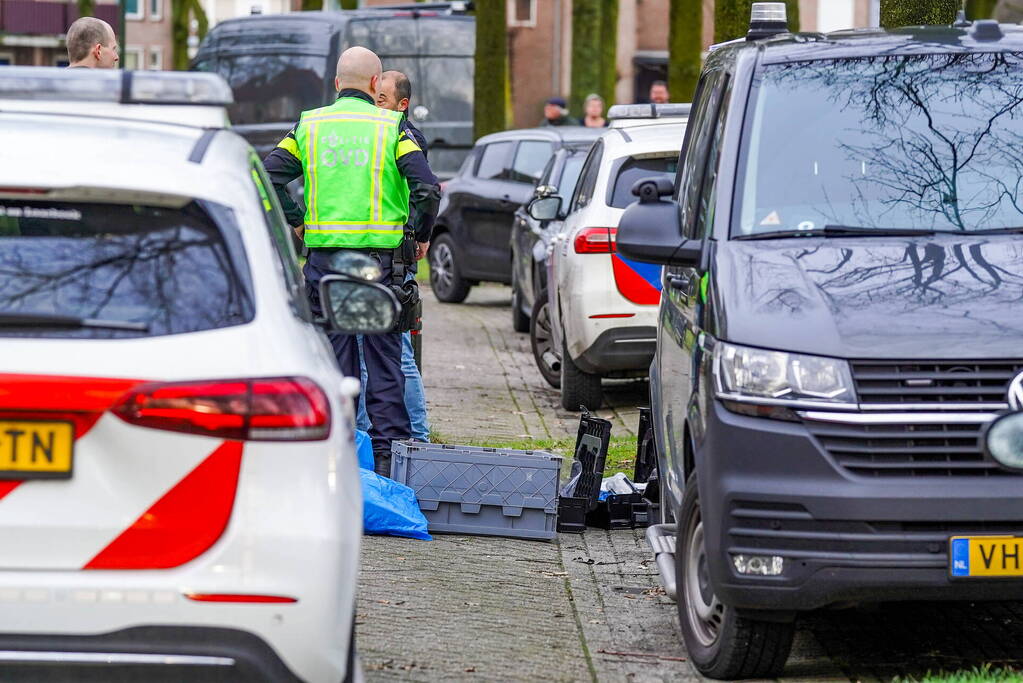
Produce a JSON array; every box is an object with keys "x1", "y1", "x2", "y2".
[{"x1": 289, "y1": 97, "x2": 418, "y2": 249}]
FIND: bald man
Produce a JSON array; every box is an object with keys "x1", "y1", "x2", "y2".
[
  {"x1": 264, "y1": 47, "x2": 440, "y2": 477},
  {"x1": 66, "y1": 17, "x2": 119, "y2": 69}
]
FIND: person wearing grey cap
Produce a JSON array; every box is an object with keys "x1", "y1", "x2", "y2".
[{"x1": 540, "y1": 96, "x2": 580, "y2": 127}]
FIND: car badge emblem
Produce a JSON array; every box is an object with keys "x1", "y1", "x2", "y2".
[{"x1": 1009, "y1": 372, "x2": 1023, "y2": 411}]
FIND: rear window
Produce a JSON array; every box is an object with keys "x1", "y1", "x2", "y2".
[
  {"x1": 0, "y1": 201, "x2": 253, "y2": 339},
  {"x1": 609, "y1": 156, "x2": 678, "y2": 208},
  {"x1": 197, "y1": 54, "x2": 326, "y2": 125}
]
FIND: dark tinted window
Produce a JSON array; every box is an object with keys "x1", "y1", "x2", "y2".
[
  {"x1": 572, "y1": 140, "x2": 604, "y2": 211},
  {"x1": 214, "y1": 54, "x2": 326, "y2": 125},
  {"x1": 609, "y1": 156, "x2": 678, "y2": 209},
  {"x1": 418, "y1": 57, "x2": 473, "y2": 122},
  {"x1": 0, "y1": 201, "x2": 253, "y2": 338},
  {"x1": 739, "y1": 52, "x2": 1023, "y2": 235},
  {"x1": 476, "y1": 141, "x2": 513, "y2": 180},
  {"x1": 510, "y1": 141, "x2": 554, "y2": 184}
]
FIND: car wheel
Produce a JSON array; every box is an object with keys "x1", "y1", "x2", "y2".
[
  {"x1": 560, "y1": 337, "x2": 603, "y2": 411},
  {"x1": 511, "y1": 272, "x2": 530, "y2": 333},
  {"x1": 676, "y1": 473, "x2": 795, "y2": 679},
  {"x1": 428, "y1": 234, "x2": 471, "y2": 303},
  {"x1": 529, "y1": 290, "x2": 560, "y2": 388}
]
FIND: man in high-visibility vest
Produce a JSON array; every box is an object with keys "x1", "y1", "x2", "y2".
[{"x1": 264, "y1": 46, "x2": 440, "y2": 477}]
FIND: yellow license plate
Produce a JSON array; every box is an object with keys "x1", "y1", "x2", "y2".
[
  {"x1": 0, "y1": 421, "x2": 74, "y2": 479},
  {"x1": 950, "y1": 536, "x2": 1023, "y2": 578}
]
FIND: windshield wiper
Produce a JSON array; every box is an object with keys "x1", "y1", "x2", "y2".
[
  {"x1": 737, "y1": 225, "x2": 937, "y2": 241},
  {"x1": 0, "y1": 312, "x2": 149, "y2": 332},
  {"x1": 969, "y1": 227, "x2": 1023, "y2": 235}
]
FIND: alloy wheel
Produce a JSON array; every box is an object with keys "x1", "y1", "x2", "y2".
[{"x1": 430, "y1": 242, "x2": 455, "y2": 295}]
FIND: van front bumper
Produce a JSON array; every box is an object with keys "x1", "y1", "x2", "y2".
[{"x1": 697, "y1": 400, "x2": 1023, "y2": 612}]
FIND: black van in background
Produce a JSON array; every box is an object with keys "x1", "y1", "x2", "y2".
[{"x1": 192, "y1": 9, "x2": 474, "y2": 179}]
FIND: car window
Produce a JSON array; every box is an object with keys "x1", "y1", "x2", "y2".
[
  {"x1": 476, "y1": 141, "x2": 514, "y2": 180},
  {"x1": 509, "y1": 140, "x2": 554, "y2": 184},
  {"x1": 677, "y1": 71, "x2": 725, "y2": 238},
  {"x1": 738, "y1": 52, "x2": 1023, "y2": 235},
  {"x1": 692, "y1": 77, "x2": 732, "y2": 240},
  {"x1": 207, "y1": 53, "x2": 327, "y2": 125},
  {"x1": 571, "y1": 140, "x2": 604, "y2": 211},
  {"x1": 537, "y1": 154, "x2": 558, "y2": 188},
  {"x1": 609, "y1": 156, "x2": 679, "y2": 209},
  {"x1": 0, "y1": 200, "x2": 253, "y2": 338},
  {"x1": 250, "y1": 159, "x2": 312, "y2": 321},
  {"x1": 555, "y1": 155, "x2": 585, "y2": 207}
]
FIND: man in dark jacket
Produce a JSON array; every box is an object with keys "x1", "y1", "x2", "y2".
[{"x1": 540, "y1": 97, "x2": 580, "y2": 127}]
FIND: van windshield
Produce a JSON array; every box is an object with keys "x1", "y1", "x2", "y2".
[{"x1": 737, "y1": 52, "x2": 1023, "y2": 236}]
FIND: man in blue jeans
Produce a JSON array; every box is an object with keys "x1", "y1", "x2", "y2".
[{"x1": 357, "y1": 70, "x2": 430, "y2": 442}]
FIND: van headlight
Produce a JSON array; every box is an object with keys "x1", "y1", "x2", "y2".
[{"x1": 714, "y1": 342, "x2": 856, "y2": 407}]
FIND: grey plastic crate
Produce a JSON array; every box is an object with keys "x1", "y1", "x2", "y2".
[{"x1": 391, "y1": 441, "x2": 562, "y2": 540}]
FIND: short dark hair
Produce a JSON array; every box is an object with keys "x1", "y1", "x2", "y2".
[
  {"x1": 383, "y1": 70, "x2": 412, "y2": 103},
  {"x1": 651, "y1": 80, "x2": 668, "y2": 90},
  {"x1": 66, "y1": 17, "x2": 113, "y2": 63}
]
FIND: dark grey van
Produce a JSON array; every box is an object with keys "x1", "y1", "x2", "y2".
[
  {"x1": 192, "y1": 9, "x2": 474, "y2": 179},
  {"x1": 619, "y1": 6, "x2": 1023, "y2": 680}
]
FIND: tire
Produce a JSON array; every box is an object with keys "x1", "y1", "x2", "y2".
[
  {"x1": 560, "y1": 337, "x2": 603, "y2": 411},
  {"x1": 511, "y1": 272, "x2": 530, "y2": 333},
  {"x1": 529, "y1": 290, "x2": 560, "y2": 388},
  {"x1": 428, "y1": 234, "x2": 471, "y2": 303},
  {"x1": 676, "y1": 474, "x2": 795, "y2": 679}
]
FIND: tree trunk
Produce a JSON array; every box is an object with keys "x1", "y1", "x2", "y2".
[
  {"x1": 880, "y1": 0, "x2": 958, "y2": 26},
  {"x1": 598, "y1": 0, "x2": 619, "y2": 107},
  {"x1": 302, "y1": 0, "x2": 324, "y2": 10},
  {"x1": 340, "y1": 0, "x2": 357, "y2": 8},
  {"x1": 77, "y1": 0, "x2": 95, "y2": 17},
  {"x1": 669, "y1": 0, "x2": 701, "y2": 102},
  {"x1": 571, "y1": 0, "x2": 602, "y2": 115},
  {"x1": 473, "y1": 0, "x2": 510, "y2": 138},
  {"x1": 171, "y1": 0, "x2": 208, "y2": 70},
  {"x1": 714, "y1": 0, "x2": 799, "y2": 43},
  {"x1": 966, "y1": 0, "x2": 998, "y2": 18}
]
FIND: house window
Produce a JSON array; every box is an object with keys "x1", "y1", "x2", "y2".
[
  {"x1": 125, "y1": 0, "x2": 144, "y2": 20},
  {"x1": 508, "y1": 0, "x2": 536, "y2": 27},
  {"x1": 148, "y1": 46, "x2": 162, "y2": 70},
  {"x1": 149, "y1": 0, "x2": 161, "y2": 20},
  {"x1": 0, "y1": 54, "x2": 13, "y2": 66},
  {"x1": 53, "y1": 56, "x2": 70, "y2": 67},
  {"x1": 123, "y1": 47, "x2": 143, "y2": 70}
]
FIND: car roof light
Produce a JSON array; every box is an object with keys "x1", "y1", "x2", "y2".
[
  {"x1": 607, "y1": 103, "x2": 691, "y2": 121},
  {"x1": 748, "y1": 1, "x2": 788, "y2": 40},
  {"x1": 0, "y1": 67, "x2": 233, "y2": 107}
]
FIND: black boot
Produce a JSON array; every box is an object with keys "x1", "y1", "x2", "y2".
[{"x1": 373, "y1": 451, "x2": 392, "y2": 479}]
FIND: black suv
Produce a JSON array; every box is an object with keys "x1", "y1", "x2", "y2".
[
  {"x1": 430, "y1": 127, "x2": 601, "y2": 302},
  {"x1": 619, "y1": 8, "x2": 1023, "y2": 679}
]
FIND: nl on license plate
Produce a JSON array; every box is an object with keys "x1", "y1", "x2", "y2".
[
  {"x1": 950, "y1": 536, "x2": 1023, "y2": 578},
  {"x1": 0, "y1": 421, "x2": 74, "y2": 479}
]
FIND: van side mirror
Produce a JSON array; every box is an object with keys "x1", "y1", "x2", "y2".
[
  {"x1": 617, "y1": 176, "x2": 701, "y2": 267},
  {"x1": 319, "y1": 275, "x2": 400, "y2": 334}
]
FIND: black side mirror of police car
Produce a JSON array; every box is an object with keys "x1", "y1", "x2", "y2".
[
  {"x1": 616, "y1": 176, "x2": 702, "y2": 267},
  {"x1": 982, "y1": 412, "x2": 1023, "y2": 471},
  {"x1": 319, "y1": 276, "x2": 401, "y2": 335}
]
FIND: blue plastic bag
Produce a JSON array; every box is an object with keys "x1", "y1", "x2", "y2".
[
  {"x1": 360, "y1": 469, "x2": 432, "y2": 540},
  {"x1": 355, "y1": 429, "x2": 374, "y2": 471}
]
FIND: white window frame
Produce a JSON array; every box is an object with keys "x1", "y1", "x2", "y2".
[
  {"x1": 149, "y1": 0, "x2": 162, "y2": 20},
  {"x1": 148, "y1": 46, "x2": 162, "y2": 70},
  {"x1": 125, "y1": 0, "x2": 144, "y2": 21},
  {"x1": 124, "y1": 46, "x2": 144, "y2": 70},
  {"x1": 507, "y1": 0, "x2": 536, "y2": 28}
]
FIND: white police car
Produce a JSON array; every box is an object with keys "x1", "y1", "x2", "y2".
[{"x1": 0, "y1": 67, "x2": 393, "y2": 683}]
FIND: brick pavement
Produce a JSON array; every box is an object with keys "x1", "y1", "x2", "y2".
[{"x1": 357, "y1": 284, "x2": 1023, "y2": 682}]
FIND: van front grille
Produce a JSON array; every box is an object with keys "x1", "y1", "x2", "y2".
[{"x1": 850, "y1": 360, "x2": 1022, "y2": 406}]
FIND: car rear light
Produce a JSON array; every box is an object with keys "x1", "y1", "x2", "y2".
[
  {"x1": 112, "y1": 377, "x2": 330, "y2": 441},
  {"x1": 184, "y1": 593, "x2": 298, "y2": 604},
  {"x1": 574, "y1": 227, "x2": 617, "y2": 254}
]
